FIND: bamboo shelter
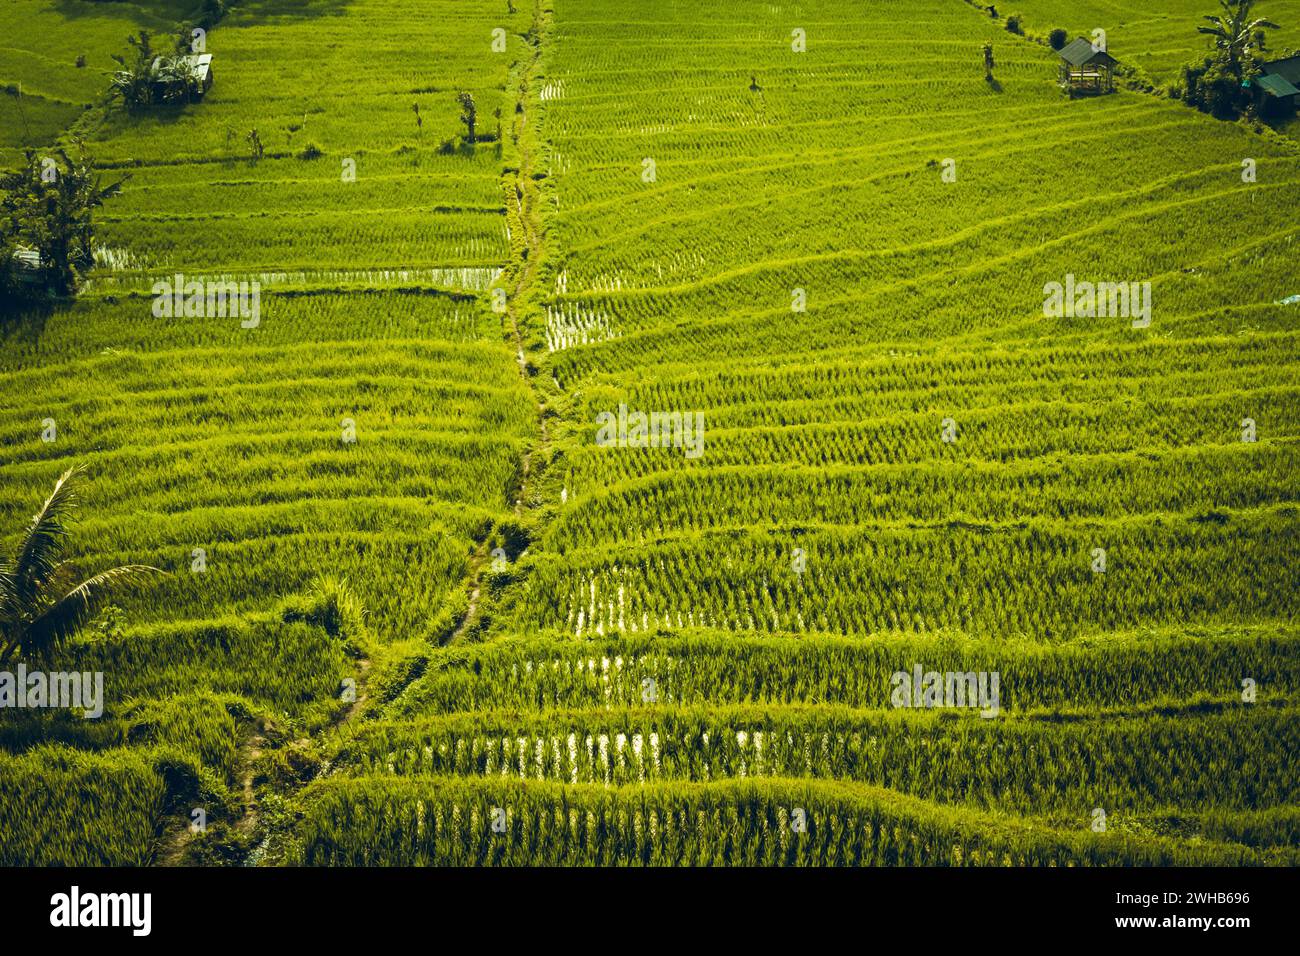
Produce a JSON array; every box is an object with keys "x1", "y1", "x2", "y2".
[{"x1": 1058, "y1": 38, "x2": 1117, "y2": 94}]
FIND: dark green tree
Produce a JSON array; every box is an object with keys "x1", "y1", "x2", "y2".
[
  {"x1": 0, "y1": 143, "x2": 128, "y2": 295},
  {"x1": 1183, "y1": 0, "x2": 1282, "y2": 118},
  {"x1": 109, "y1": 30, "x2": 203, "y2": 108},
  {"x1": 458, "y1": 91, "x2": 478, "y2": 143},
  {"x1": 108, "y1": 31, "x2": 158, "y2": 108},
  {"x1": 1197, "y1": 0, "x2": 1277, "y2": 76}
]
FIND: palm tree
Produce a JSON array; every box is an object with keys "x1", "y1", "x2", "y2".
[
  {"x1": 1198, "y1": 0, "x2": 1278, "y2": 76},
  {"x1": 0, "y1": 466, "x2": 162, "y2": 666}
]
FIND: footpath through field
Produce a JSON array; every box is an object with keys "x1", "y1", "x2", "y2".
[{"x1": 292, "y1": 0, "x2": 1300, "y2": 864}]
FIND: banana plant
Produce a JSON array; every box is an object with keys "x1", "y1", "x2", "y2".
[{"x1": 1197, "y1": 0, "x2": 1278, "y2": 76}]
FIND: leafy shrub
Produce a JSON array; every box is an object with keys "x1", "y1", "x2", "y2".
[
  {"x1": 1182, "y1": 58, "x2": 1249, "y2": 118},
  {"x1": 1049, "y1": 28, "x2": 1068, "y2": 50},
  {"x1": 283, "y1": 575, "x2": 368, "y2": 648}
]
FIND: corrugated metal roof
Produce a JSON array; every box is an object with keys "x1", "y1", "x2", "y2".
[
  {"x1": 1257, "y1": 72, "x2": 1300, "y2": 98},
  {"x1": 1059, "y1": 38, "x2": 1096, "y2": 65},
  {"x1": 1059, "y1": 37, "x2": 1116, "y2": 67},
  {"x1": 184, "y1": 53, "x2": 212, "y2": 82},
  {"x1": 12, "y1": 248, "x2": 41, "y2": 269},
  {"x1": 149, "y1": 53, "x2": 211, "y2": 83},
  {"x1": 1261, "y1": 55, "x2": 1300, "y2": 85}
]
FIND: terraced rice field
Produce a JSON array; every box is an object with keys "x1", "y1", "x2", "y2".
[
  {"x1": 1010, "y1": 0, "x2": 1300, "y2": 83},
  {"x1": 1, "y1": 0, "x2": 537, "y2": 864},
  {"x1": 1, "y1": 0, "x2": 1297, "y2": 868}
]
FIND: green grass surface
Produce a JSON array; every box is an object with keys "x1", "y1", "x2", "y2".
[
  {"x1": 1009, "y1": 0, "x2": 1300, "y2": 83},
  {"x1": 1, "y1": 0, "x2": 1297, "y2": 866}
]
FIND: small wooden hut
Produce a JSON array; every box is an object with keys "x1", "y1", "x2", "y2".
[{"x1": 1058, "y1": 38, "x2": 1117, "y2": 94}]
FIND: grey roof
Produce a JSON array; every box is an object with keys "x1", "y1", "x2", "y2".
[
  {"x1": 1260, "y1": 54, "x2": 1300, "y2": 85},
  {"x1": 1059, "y1": 37, "x2": 1117, "y2": 67}
]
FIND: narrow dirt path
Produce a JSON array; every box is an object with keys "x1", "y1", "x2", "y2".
[
  {"x1": 448, "y1": 543, "x2": 488, "y2": 644},
  {"x1": 502, "y1": 0, "x2": 552, "y2": 511},
  {"x1": 446, "y1": 0, "x2": 553, "y2": 642},
  {"x1": 155, "y1": 653, "x2": 371, "y2": 866},
  {"x1": 158, "y1": 1, "x2": 556, "y2": 866}
]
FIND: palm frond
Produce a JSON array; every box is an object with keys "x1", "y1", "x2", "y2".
[
  {"x1": 11, "y1": 465, "x2": 83, "y2": 608},
  {"x1": 21, "y1": 564, "x2": 164, "y2": 661},
  {"x1": 0, "y1": 560, "x2": 16, "y2": 624},
  {"x1": 95, "y1": 175, "x2": 129, "y2": 204}
]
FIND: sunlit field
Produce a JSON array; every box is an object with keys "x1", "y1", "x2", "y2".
[{"x1": 1, "y1": 0, "x2": 1297, "y2": 869}]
